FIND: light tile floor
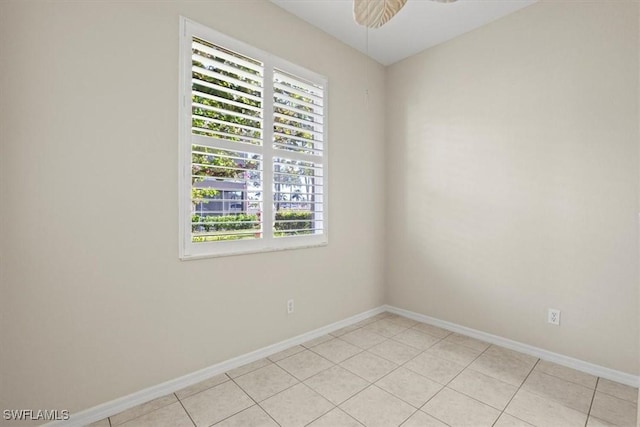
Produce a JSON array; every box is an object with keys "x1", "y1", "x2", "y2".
[{"x1": 90, "y1": 312, "x2": 638, "y2": 427}]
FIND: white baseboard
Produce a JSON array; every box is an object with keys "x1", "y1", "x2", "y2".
[
  {"x1": 46, "y1": 306, "x2": 386, "y2": 427},
  {"x1": 47, "y1": 304, "x2": 638, "y2": 426},
  {"x1": 384, "y1": 304, "x2": 640, "y2": 388}
]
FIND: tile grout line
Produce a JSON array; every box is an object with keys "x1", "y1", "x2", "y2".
[
  {"x1": 108, "y1": 313, "x2": 634, "y2": 427},
  {"x1": 491, "y1": 358, "x2": 541, "y2": 427},
  {"x1": 326, "y1": 326, "x2": 438, "y2": 424},
  {"x1": 107, "y1": 395, "x2": 178, "y2": 427},
  {"x1": 414, "y1": 340, "x2": 493, "y2": 426},
  {"x1": 228, "y1": 375, "x2": 285, "y2": 427},
  {"x1": 302, "y1": 406, "x2": 365, "y2": 427},
  {"x1": 593, "y1": 384, "x2": 640, "y2": 404},
  {"x1": 392, "y1": 327, "x2": 462, "y2": 427},
  {"x1": 584, "y1": 377, "x2": 600, "y2": 427},
  {"x1": 232, "y1": 342, "x2": 373, "y2": 426},
  {"x1": 333, "y1": 325, "x2": 456, "y2": 425},
  {"x1": 174, "y1": 393, "x2": 197, "y2": 427}
]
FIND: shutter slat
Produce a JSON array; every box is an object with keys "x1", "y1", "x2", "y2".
[
  {"x1": 194, "y1": 102, "x2": 263, "y2": 125},
  {"x1": 192, "y1": 52, "x2": 263, "y2": 84},
  {"x1": 193, "y1": 39, "x2": 263, "y2": 74},
  {"x1": 193, "y1": 91, "x2": 262, "y2": 114},
  {"x1": 273, "y1": 101, "x2": 323, "y2": 122},
  {"x1": 193, "y1": 114, "x2": 261, "y2": 133},
  {"x1": 193, "y1": 65, "x2": 262, "y2": 95},
  {"x1": 274, "y1": 82, "x2": 323, "y2": 105},
  {"x1": 192, "y1": 128, "x2": 262, "y2": 145},
  {"x1": 193, "y1": 80, "x2": 262, "y2": 104},
  {"x1": 273, "y1": 142, "x2": 323, "y2": 157},
  {"x1": 274, "y1": 112, "x2": 322, "y2": 134},
  {"x1": 274, "y1": 94, "x2": 323, "y2": 115},
  {"x1": 274, "y1": 122, "x2": 323, "y2": 140},
  {"x1": 275, "y1": 70, "x2": 323, "y2": 97}
]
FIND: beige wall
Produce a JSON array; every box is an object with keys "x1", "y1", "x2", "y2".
[
  {"x1": 386, "y1": 1, "x2": 639, "y2": 374},
  {"x1": 0, "y1": 0, "x2": 386, "y2": 413},
  {"x1": 1, "y1": 0, "x2": 638, "y2": 418}
]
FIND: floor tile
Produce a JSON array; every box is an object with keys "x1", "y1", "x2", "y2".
[
  {"x1": 369, "y1": 312, "x2": 392, "y2": 322},
  {"x1": 375, "y1": 367, "x2": 442, "y2": 408},
  {"x1": 214, "y1": 405, "x2": 278, "y2": 427},
  {"x1": 521, "y1": 370, "x2": 594, "y2": 413},
  {"x1": 302, "y1": 335, "x2": 334, "y2": 348},
  {"x1": 422, "y1": 387, "x2": 500, "y2": 427},
  {"x1": 411, "y1": 323, "x2": 452, "y2": 339},
  {"x1": 468, "y1": 349, "x2": 536, "y2": 387},
  {"x1": 590, "y1": 391, "x2": 637, "y2": 426},
  {"x1": 534, "y1": 360, "x2": 597, "y2": 389},
  {"x1": 400, "y1": 411, "x2": 447, "y2": 427},
  {"x1": 493, "y1": 413, "x2": 534, "y2": 426},
  {"x1": 383, "y1": 313, "x2": 404, "y2": 321},
  {"x1": 305, "y1": 365, "x2": 369, "y2": 405},
  {"x1": 340, "y1": 328, "x2": 387, "y2": 349},
  {"x1": 340, "y1": 385, "x2": 415, "y2": 427},
  {"x1": 425, "y1": 340, "x2": 482, "y2": 366},
  {"x1": 364, "y1": 319, "x2": 408, "y2": 338},
  {"x1": 268, "y1": 345, "x2": 305, "y2": 362},
  {"x1": 597, "y1": 378, "x2": 638, "y2": 403},
  {"x1": 330, "y1": 325, "x2": 362, "y2": 338},
  {"x1": 109, "y1": 394, "x2": 177, "y2": 426},
  {"x1": 485, "y1": 345, "x2": 538, "y2": 366},
  {"x1": 586, "y1": 416, "x2": 616, "y2": 426},
  {"x1": 448, "y1": 368, "x2": 517, "y2": 410},
  {"x1": 505, "y1": 389, "x2": 587, "y2": 427},
  {"x1": 276, "y1": 350, "x2": 333, "y2": 381},
  {"x1": 181, "y1": 380, "x2": 253, "y2": 426},
  {"x1": 443, "y1": 333, "x2": 490, "y2": 352},
  {"x1": 404, "y1": 352, "x2": 466, "y2": 384},
  {"x1": 386, "y1": 315, "x2": 418, "y2": 328},
  {"x1": 368, "y1": 339, "x2": 421, "y2": 365},
  {"x1": 392, "y1": 328, "x2": 441, "y2": 350},
  {"x1": 116, "y1": 402, "x2": 193, "y2": 427},
  {"x1": 307, "y1": 408, "x2": 363, "y2": 427},
  {"x1": 261, "y1": 383, "x2": 333, "y2": 427},
  {"x1": 175, "y1": 373, "x2": 229, "y2": 400},
  {"x1": 340, "y1": 352, "x2": 397, "y2": 382},
  {"x1": 87, "y1": 419, "x2": 110, "y2": 427},
  {"x1": 351, "y1": 317, "x2": 379, "y2": 328},
  {"x1": 234, "y1": 364, "x2": 298, "y2": 402},
  {"x1": 227, "y1": 359, "x2": 272, "y2": 379},
  {"x1": 311, "y1": 338, "x2": 362, "y2": 363}
]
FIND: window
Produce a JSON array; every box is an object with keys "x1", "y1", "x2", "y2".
[{"x1": 179, "y1": 18, "x2": 328, "y2": 259}]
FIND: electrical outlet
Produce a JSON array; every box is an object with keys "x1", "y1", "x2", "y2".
[
  {"x1": 548, "y1": 308, "x2": 560, "y2": 326},
  {"x1": 287, "y1": 299, "x2": 294, "y2": 315}
]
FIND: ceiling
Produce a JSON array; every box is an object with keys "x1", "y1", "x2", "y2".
[{"x1": 270, "y1": 0, "x2": 537, "y2": 65}]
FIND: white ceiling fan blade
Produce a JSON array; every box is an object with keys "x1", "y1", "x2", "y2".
[{"x1": 353, "y1": 0, "x2": 408, "y2": 29}]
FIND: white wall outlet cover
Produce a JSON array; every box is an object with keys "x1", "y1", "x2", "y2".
[{"x1": 548, "y1": 308, "x2": 561, "y2": 326}]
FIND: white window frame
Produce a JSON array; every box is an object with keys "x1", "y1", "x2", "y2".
[{"x1": 179, "y1": 17, "x2": 329, "y2": 259}]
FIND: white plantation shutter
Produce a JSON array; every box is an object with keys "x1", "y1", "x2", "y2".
[
  {"x1": 272, "y1": 69, "x2": 325, "y2": 238},
  {"x1": 191, "y1": 38, "x2": 264, "y2": 145},
  {"x1": 180, "y1": 18, "x2": 328, "y2": 259}
]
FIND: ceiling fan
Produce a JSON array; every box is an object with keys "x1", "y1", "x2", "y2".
[{"x1": 354, "y1": 0, "x2": 457, "y2": 29}]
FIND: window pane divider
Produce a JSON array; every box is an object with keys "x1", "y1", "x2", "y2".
[{"x1": 262, "y1": 64, "x2": 274, "y2": 244}]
